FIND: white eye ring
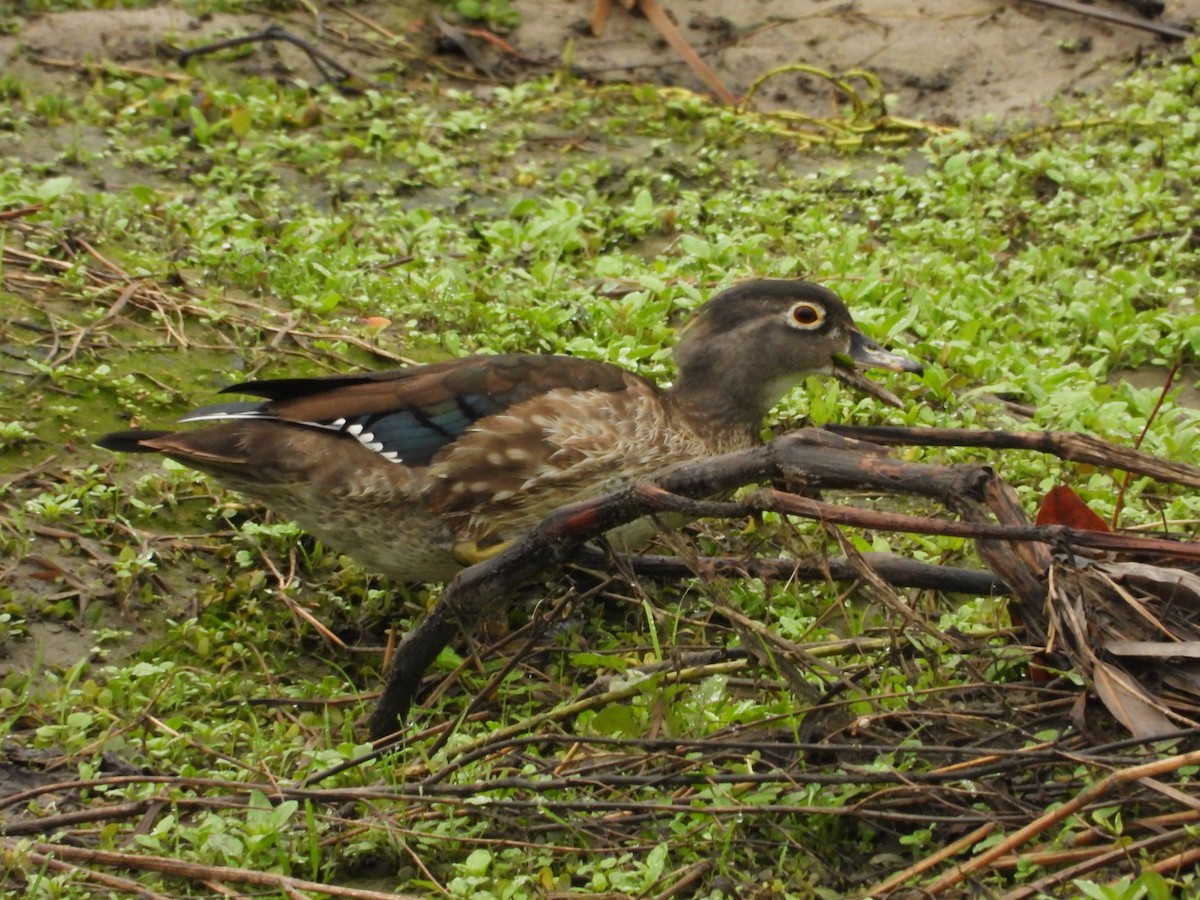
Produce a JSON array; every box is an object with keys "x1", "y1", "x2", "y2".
[{"x1": 789, "y1": 301, "x2": 825, "y2": 330}]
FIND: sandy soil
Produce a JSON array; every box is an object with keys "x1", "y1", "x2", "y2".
[
  {"x1": 2, "y1": 1, "x2": 1197, "y2": 125},
  {"x1": 513, "y1": 0, "x2": 1199, "y2": 123}
]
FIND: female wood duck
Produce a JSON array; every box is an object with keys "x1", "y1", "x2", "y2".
[{"x1": 98, "y1": 280, "x2": 922, "y2": 582}]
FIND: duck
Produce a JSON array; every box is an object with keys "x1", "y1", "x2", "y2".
[{"x1": 97, "y1": 279, "x2": 922, "y2": 582}]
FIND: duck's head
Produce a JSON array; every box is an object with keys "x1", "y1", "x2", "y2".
[{"x1": 672, "y1": 279, "x2": 923, "y2": 431}]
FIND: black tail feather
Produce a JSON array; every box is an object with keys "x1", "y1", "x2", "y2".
[{"x1": 95, "y1": 430, "x2": 176, "y2": 453}]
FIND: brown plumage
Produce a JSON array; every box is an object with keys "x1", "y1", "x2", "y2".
[{"x1": 98, "y1": 279, "x2": 922, "y2": 582}]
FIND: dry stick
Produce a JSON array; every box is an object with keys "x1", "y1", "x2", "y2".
[
  {"x1": 414, "y1": 615, "x2": 551, "y2": 714},
  {"x1": 584, "y1": 546, "x2": 1006, "y2": 594},
  {"x1": 652, "y1": 859, "x2": 713, "y2": 900},
  {"x1": 0, "y1": 455, "x2": 61, "y2": 488},
  {"x1": 926, "y1": 747, "x2": 1200, "y2": 893},
  {"x1": 990, "y1": 844, "x2": 1119, "y2": 870},
  {"x1": 459, "y1": 25, "x2": 541, "y2": 64},
  {"x1": 714, "y1": 602, "x2": 848, "y2": 704},
  {"x1": 756, "y1": 488, "x2": 1200, "y2": 559},
  {"x1": 868, "y1": 821, "x2": 997, "y2": 896},
  {"x1": 423, "y1": 611, "x2": 563, "y2": 760},
  {"x1": 307, "y1": 792, "x2": 989, "y2": 824},
  {"x1": 342, "y1": 761, "x2": 891, "y2": 799},
  {"x1": 1014, "y1": 0, "x2": 1193, "y2": 40},
  {"x1": 825, "y1": 425, "x2": 1200, "y2": 489},
  {"x1": 46, "y1": 281, "x2": 138, "y2": 369},
  {"x1": 1132, "y1": 775, "x2": 1200, "y2": 814},
  {"x1": 608, "y1": 483, "x2": 1200, "y2": 562},
  {"x1": 0, "y1": 775, "x2": 252, "y2": 815},
  {"x1": 4, "y1": 240, "x2": 411, "y2": 367},
  {"x1": 414, "y1": 723, "x2": 1068, "y2": 793},
  {"x1": 590, "y1": 0, "x2": 615, "y2": 36},
  {"x1": 635, "y1": 0, "x2": 739, "y2": 105},
  {"x1": 395, "y1": 660, "x2": 752, "y2": 780},
  {"x1": 2, "y1": 246, "x2": 74, "y2": 271},
  {"x1": 75, "y1": 236, "x2": 131, "y2": 279},
  {"x1": 177, "y1": 25, "x2": 362, "y2": 86},
  {"x1": 29, "y1": 56, "x2": 190, "y2": 81},
  {"x1": 306, "y1": 726, "x2": 1200, "y2": 794},
  {"x1": 0, "y1": 204, "x2": 43, "y2": 221},
  {"x1": 330, "y1": 2, "x2": 403, "y2": 42},
  {"x1": 20, "y1": 847, "x2": 171, "y2": 899},
  {"x1": 5, "y1": 839, "x2": 419, "y2": 900},
  {"x1": 439, "y1": 733, "x2": 1052, "y2": 778},
  {"x1": 307, "y1": 655, "x2": 754, "y2": 786},
  {"x1": 586, "y1": 1, "x2": 741, "y2": 102},
  {"x1": 0, "y1": 800, "x2": 158, "y2": 837},
  {"x1": 1148, "y1": 843, "x2": 1200, "y2": 877},
  {"x1": 258, "y1": 548, "x2": 347, "y2": 649},
  {"x1": 1000, "y1": 826, "x2": 1196, "y2": 899},
  {"x1": 1112, "y1": 361, "x2": 1178, "y2": 528},
  {"x1": 831, "y1": 527, "x2": 959, "y2": 644}
]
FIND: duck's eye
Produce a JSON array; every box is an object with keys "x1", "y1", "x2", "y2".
[{"x1": 790, "y1": 302, "x2": 824, "y2": 329}]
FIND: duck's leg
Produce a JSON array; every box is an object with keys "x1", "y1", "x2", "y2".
[{"x1": 452, "y1": 540, "x2": 515, "y2": 567}]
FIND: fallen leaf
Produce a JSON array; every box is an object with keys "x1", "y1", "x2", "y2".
[
  {"x1": 1104, "y1": 640, "x2": 1200, "y2": 659},
  {"x1": 1036, "y1": 485, "x2": 1110, "y2": 531},
  {"x1": 1092, "y1": 660, "x2": 1178, "y2": 738}
]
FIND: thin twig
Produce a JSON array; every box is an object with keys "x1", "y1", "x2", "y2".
[
  {"x1": 4, "y1": 839, "x2": 419, "y2": 899},
  {"x1": 1013, "y1": 0, "x2": 1192, "y2": 40},
  {"x1": 869, "y1": 821, "x2": 997, "y2": 895},
  {"x1": 1112, "y1": 360, "x2": 1178, "y2": 527}
]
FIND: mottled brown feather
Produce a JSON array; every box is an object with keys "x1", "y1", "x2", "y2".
[{"x1": 246, "y1": 355, "x2": 631, "y2": 424}]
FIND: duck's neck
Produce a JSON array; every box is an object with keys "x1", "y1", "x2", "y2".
[{"x1": 670, "y1": 356, "x2": 789, "y2": 449}]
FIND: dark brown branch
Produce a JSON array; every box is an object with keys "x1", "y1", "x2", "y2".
[
  {"x1": 175, "y1": 25, "x2": 367, "y2": 90},
  {"x1": 824, "y1": 425, "x2": 1200, "y2": 488},
  {"x1": 1013, "y1": 0, "x2": 1191, "y2": 40},
  {"x1": 2, "y1": 839, "x2": 417, "y2": 900},
  {"x1": 639, "y1": 485, "x2": 1200, "y2": 560},
  {"x1": 572, "y1": 546, "x2": 1007, "y2": 595}
]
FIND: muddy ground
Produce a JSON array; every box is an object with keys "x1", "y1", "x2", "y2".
[
  {"x1": 514, "y1": 0, "x2": 1200, "y2": 123},
  {"x1": 1, "y1": 1, "x2": 1197, "y2": 124}
]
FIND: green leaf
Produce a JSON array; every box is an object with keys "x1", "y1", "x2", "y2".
[
  {"x1": 35, "y1": 175, "x2": 75, "y2": 201},
  {"x1": 677, "y1": 234, "x2": 710, "y2": 258},
  {"x1": 589, "y1": 704, "x2": 639, "y2": 736},
  {"x1": 643, "y1": 843, "x2": 668, "y2": 885},
  {"x1": 463, "y1": 848, "x2": 492, "y2": 876},
  {"x1": 229, "y1": 106, "x2": 252, "y2": 139},
  {"x1": 943, "y1": 152, "x2": 969, "y2": 175}
]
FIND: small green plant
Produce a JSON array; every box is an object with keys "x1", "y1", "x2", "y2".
[
  {"x1": 449, "y1": 0, "x2": 520, "y2": 31},
  {"x1": 1074, "y1": 871, "x2": 1172, "y2": 900},
  {"x1": 0, "y1": 420, "x2": 35, "y2": 449}
]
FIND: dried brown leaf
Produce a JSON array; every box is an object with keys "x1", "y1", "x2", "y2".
[
  {"x1": 1092, "y1": 660, "x2": 1178, "y2": 739},
  {"x1": 1104, "y1": 640, "x2": 1200, "y2": 660}
]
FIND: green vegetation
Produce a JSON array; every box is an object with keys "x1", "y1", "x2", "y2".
[{"x1": 1, "y1": 5, "x2": 1199, "y2": 897}]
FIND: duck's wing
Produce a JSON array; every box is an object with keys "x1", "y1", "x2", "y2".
[{"x1": 171, "y1": 353, "x2": 635, "y2": 467}]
